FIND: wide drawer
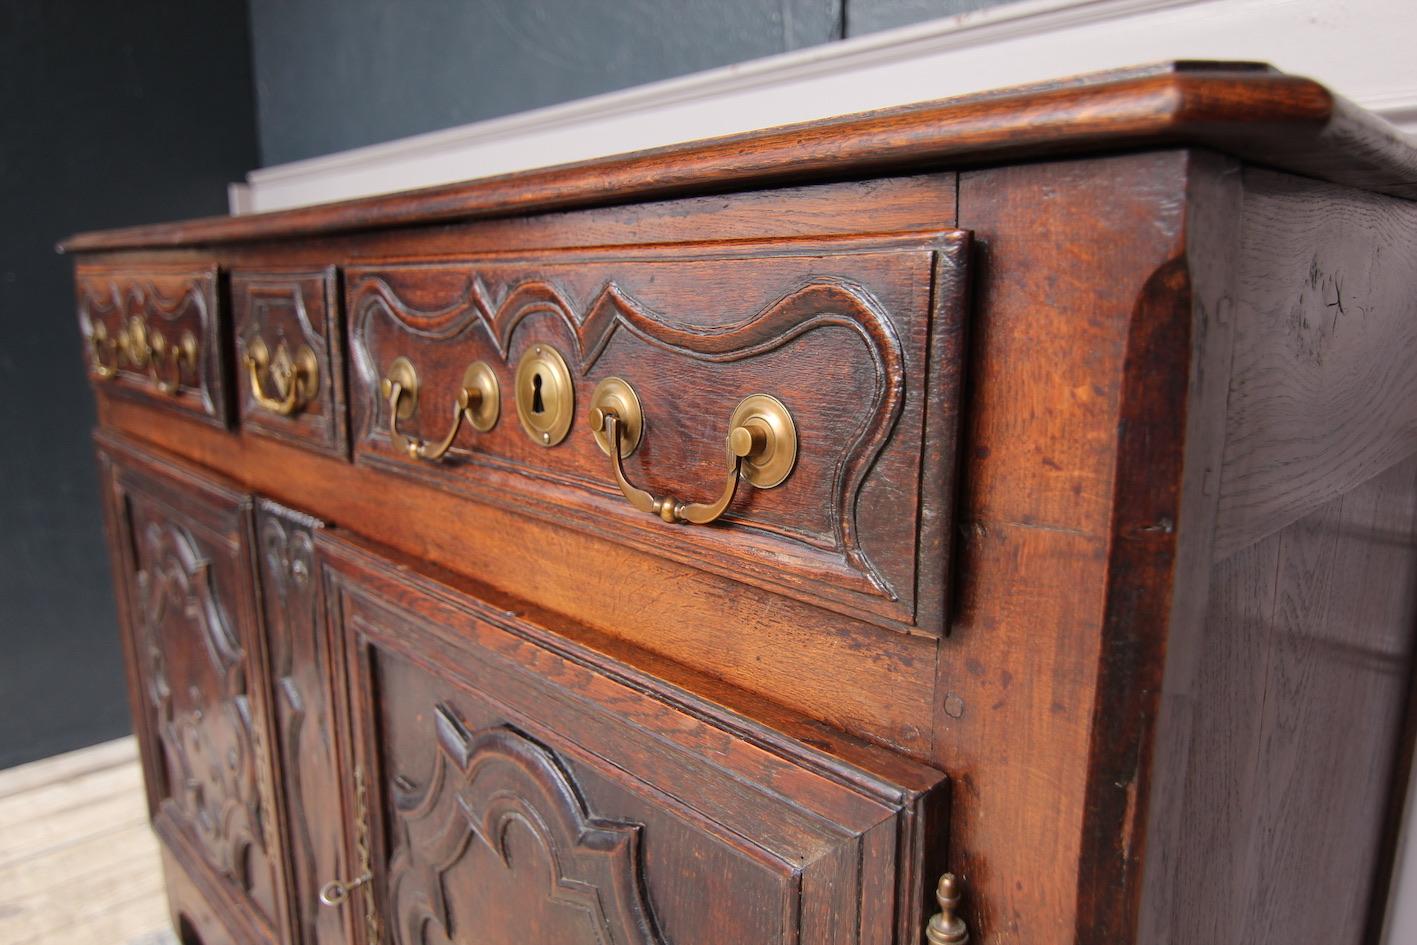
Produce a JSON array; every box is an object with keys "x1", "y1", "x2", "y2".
[
  {"x1": 233, "y1": 267, "x2": 350, "y2": 458},
  {"x1": 346, "y1": 232, "x2": 970, "y2": 632},
  {"x1": 78, "y1": 264, "x2": 230, "y2": 427},
  {"x1": 322, "y1": 531, "x2": 951, "y2": 945}
]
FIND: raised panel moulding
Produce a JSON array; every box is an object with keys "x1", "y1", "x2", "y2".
[{"x1": 237, "y1": 0, "x2": 1417, "y2": 213}]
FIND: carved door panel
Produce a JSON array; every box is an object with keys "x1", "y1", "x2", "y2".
[
  {"x1": 98, "y1": 436, "x2": 292, "y2": 945},
  {"x1": 321, "y1": 531, "x2": 951, "y2": 945},
  {"x1": 254, "y1": 501, "x2": 353, "y2": 945}
]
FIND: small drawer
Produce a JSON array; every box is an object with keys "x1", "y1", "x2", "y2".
[
  {"x1": 346, "y1": 232, "x2": 970, "y2": 632},
  {"x1": 323, "y1": 531, "x2": 951, "y2": 945},
  {"x1": 233, "y1": 268, "x2": 348, "y2": 458},
  {"x1": 77, "y1": 264, "x2": 229, "y2": 427}
]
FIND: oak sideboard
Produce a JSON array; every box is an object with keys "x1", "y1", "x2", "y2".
[{"x1": 62, "y1": 62, "x2": 1417, "y2": 945}]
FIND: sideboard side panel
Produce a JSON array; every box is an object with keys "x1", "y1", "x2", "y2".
[{"x1": 1138, "y1": 167, "x2": 1417, "y2": 945}]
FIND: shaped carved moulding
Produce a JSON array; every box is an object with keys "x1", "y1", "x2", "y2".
[
  {"x1": 131, "y1": 509, "x2": 280, "y2": 925},
  {"x1": 75, "y1": 265, "x2": 229, "y2": 427},
  {"x1": 256, "y1": 504, "x2": 351, "y2": 945},
  {"x1": 388, "y1": 710, "x2": 664, "y2": 945},
  {"x1": 327, "y1": 531, "x2": 952, "y2": 945},
  {"x1": 346, "y1": 233, "x2": 970, "y2": 632}
]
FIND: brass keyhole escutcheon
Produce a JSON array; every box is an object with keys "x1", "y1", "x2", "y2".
[{"x1": 514, "y1": 344, "x2": 574, "y2": 447}]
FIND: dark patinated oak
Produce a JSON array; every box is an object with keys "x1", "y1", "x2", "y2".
[{"x1": 67, "y1": 63, "x2": 1417, "y2": 945}]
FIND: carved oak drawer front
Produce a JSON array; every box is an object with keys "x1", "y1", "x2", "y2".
[
  {"x1": 347, "y1": 232, "x2": 970, "y2": 632},
  {"x1": 78, "y1": 264, "x2": 230, "y2": 427},
  {"x1": 98, "y1": 439, "x2": 291, "y2": 945},
  {"x1": 234, "y1": 268, "x2": 350, "y2": 458},
  {"x1": 323, "y1": 532, "x2": 950, "y2": 945}
]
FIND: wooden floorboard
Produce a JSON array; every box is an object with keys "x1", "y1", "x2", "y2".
[{"x1": 0, "y1": 737, "x2": 175, "y2": 945}]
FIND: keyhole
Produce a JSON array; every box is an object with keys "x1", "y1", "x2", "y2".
[{"x1": 531, "y1": 372, "x2": 545, "y2": 414}]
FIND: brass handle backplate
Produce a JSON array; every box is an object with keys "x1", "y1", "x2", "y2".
[
  {"x1": 87, "y1": 316, "x2": 198, "y2": 395},
  {"x1": 380, "y1": 356, "x2": 499, "y2": 460},
  {"x1": 245, "y1": 336, "x2": 319, "y2": 416},
  {"x1": 589, "y1": 376, "x2": 796, "y2": 525}
]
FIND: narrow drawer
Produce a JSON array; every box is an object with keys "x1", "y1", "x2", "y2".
[
  {"x1": 77, "y1": 264, "x2": 229, "y2": 427},
  {"x1": 345, "y1": 232, "x2": 970, "y2": 632},
  {"x1": 322, "y1": 531, "x2": 950, "y2": 945},
  {"x1": 233, "y1": 268, "x2": 349, "y2": 458}
]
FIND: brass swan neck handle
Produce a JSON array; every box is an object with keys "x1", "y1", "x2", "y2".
[
  {"x1": 589, "y1": 377, "x2": 796, "y2": 526},
  {"x1": 245, "y1": 337, "x2": 319, "y2": 416},
  {"x1": 380, "y1": 357, "x2": 500, "y2": 461}
]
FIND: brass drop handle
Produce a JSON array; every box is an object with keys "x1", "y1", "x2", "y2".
[
  {"x1": 589, "y1": 377, "x2": 796, "y2": 525},
  {"x1": 117, "y1": 314, "x2": 198, "y2": 396},
  {"x1": 87, "y1": 323, "x2": 123, "y2": 380},
  {"x1": 380, "y1": 356, "x2": 500, "y2": 461},
  {"x1": 146, "y1": 329, "x2": 198, "y2": 395},
  {"x1": 88, "y1": 316, "x2": 197, "y2": 394},
  {"x1": 245, "y1": 337, "x2": 319, "y2": 416},
  {"x1": 318, "y1": 870, "x2": 372, "y2": 908}
]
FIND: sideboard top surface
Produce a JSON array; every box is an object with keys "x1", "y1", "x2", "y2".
[{"x1": 60, "y1": 61, "x2": 1417, "y2": 253}]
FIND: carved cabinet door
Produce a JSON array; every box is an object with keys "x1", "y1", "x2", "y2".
[
  {"x1": 320, "y1": 532, "x2": 951, "y2": 945},
  {"x1": 97, "y1": 436, "x2": 293, "y2": 945}
]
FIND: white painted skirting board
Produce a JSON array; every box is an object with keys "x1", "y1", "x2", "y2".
[{"x1": 235, "y1": 0, "x2": 1417, "y2": 213}]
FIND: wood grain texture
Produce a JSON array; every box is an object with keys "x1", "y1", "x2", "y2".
[
  {"x1": 252, "y1": 502, "x2": 352, "y2": 945},
  {"x1": 1142, "y1": 456, "x2": 1417, "y2": 944},
  {"x1": 1130, "y1": 152, "x2": 1246, "y2": 945},
  {"x1": 0, "y1": 739, "x2": 168, "y2": 945},
  {"x1": 1135, "y1": 164, "x2": 1417, "y2": 945},
  {"x1": 323, "y1": 528, "x2": 949, "y2": 945},
  {"x1": 346, "y1": 232, "x2": 968, "y2": 631},
  {"x1": 1214, "y1": 168, "x2": 1417, "y2": 560},
  {"x1": 943, "y1": 150, "x2": 1190, "y2": 944},
  {"x1": 97, "y1": 437, "x2": 291, "y2": 945},
  {"x1": 58, "y1": 62, "x2": 1417, "y2": 252},
  {"x1": 96, "y1": 406, "x2": 939, "y2": 757},
  {"x1": 63, "y1": 73, "x2": 1417, "y2": 945}
]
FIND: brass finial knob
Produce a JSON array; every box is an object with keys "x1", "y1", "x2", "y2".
[{"x1": 926, "y1": 873, "x2": 969, "y2": 945}]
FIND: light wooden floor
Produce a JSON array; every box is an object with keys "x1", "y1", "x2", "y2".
[{"x1": 0, "y1": 737, "x2": 176, "y2": 945}]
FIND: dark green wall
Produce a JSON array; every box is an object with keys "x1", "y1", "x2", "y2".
[
  {"x1": 248, "y1": 0, "x2": 1007, "y2": 166},
  {"x1": 0, "y1": 1, "x2": 258, "y2": 769}
]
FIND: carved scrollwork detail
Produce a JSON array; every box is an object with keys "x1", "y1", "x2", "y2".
[
  {"x1": 348, "y1": 268, "x2": 904, "y2": 598},
  {"x1": 136, "y1": 519, "x2": 267, "y2": 891},
  {"x1": 386, "y1": 707, "x2": 667, "y2": 945},
  {"x1": 258, "y1": 511, "x2": 341, "y2": 945}
]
